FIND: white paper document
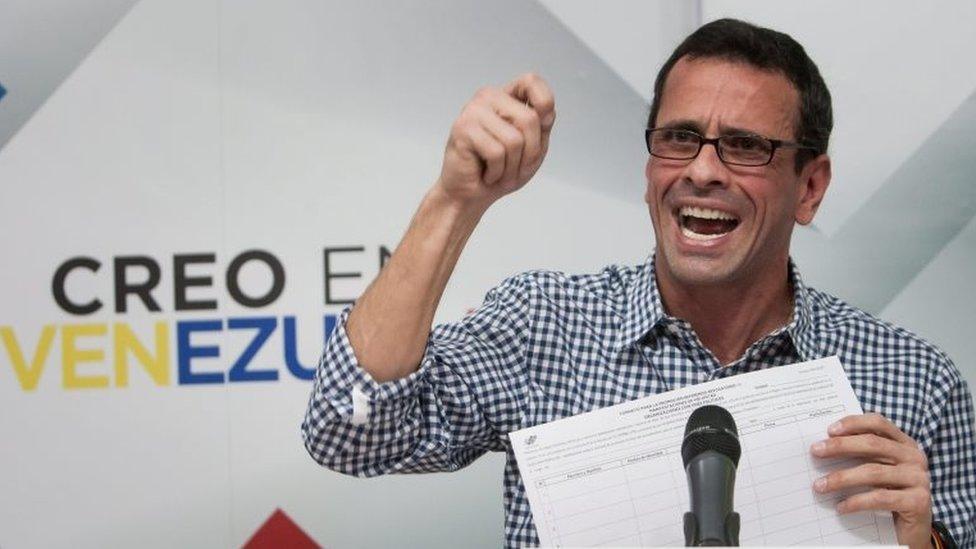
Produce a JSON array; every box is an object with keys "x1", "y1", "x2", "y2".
[{"x1": 510, "y1": 356, "x2": 899, "y2": 547}]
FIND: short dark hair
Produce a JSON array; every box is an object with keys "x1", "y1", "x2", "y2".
[{"x1": 647, "y1": 18, "x2": 832, "y2": 172}]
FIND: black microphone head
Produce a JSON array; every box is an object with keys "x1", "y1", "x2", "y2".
[{"x1": 681, "y1": 405, "x2": 741, "y2": 468}]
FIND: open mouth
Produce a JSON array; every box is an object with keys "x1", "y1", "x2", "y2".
[{"x1": 677, "y1": 206, "x2": 740, "y2": 241}]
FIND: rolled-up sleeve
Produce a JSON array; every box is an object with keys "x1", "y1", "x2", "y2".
[
  {"x1": 924, "y1": 363, "x2": 976, "y2": 548},
  {"x1": 301, "y1": 274, "x2": 532, "y2": 477}
]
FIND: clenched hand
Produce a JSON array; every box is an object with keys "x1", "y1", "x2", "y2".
[{"x1": 436, "y1": 73, "x2": 556, "y2": 210}]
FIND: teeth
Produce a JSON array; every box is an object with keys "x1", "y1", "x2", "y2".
[
  {"x1": 679, "y1": 206, "x2": 737, "y2": 220},
  {"x1": 678, "y1": 205, "x2": 739, "y2": 240},
  {"x1": 681, "y1": 226, "x2": 724, "y2": 240}
]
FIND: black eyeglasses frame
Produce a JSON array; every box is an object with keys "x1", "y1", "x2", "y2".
[{"x1": 644, "y1": 128, "x2": 819, "y2": 167}]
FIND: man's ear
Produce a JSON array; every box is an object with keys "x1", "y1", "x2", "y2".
[{"x1": 795, "y1": 154, "x2": 831, "y2": 225}]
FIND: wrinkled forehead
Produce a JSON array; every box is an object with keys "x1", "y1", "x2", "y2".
[{"x1": 657, "y1": 56, "x2": 800, "y2": 139}]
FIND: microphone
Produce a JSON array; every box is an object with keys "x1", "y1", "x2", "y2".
[{"x1": 681, "y1": 404, "x2": 741, "y2": 547}]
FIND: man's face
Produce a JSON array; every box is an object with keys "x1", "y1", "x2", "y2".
[{"x1": 646, "y1": 56, "x2": 828, "y2": 288}]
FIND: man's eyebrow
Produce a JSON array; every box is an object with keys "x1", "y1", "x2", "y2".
[
  {"x1": 657, "y1": 119, "x2": 703, "y2": 132},
  {"x1": 657, "y1": 120, "x2": 767, "y2": 137},
  {"x1": 718, "y1": 124, "x2": 764, "y2": 137}
]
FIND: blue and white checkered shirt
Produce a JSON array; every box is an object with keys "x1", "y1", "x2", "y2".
[{"x1": 302, "y1": 256, "x2": 976, "y2": 547}]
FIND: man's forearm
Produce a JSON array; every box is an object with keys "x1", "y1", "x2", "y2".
[
  {"x1": 345, "y1": 185, "x2": 487, "y2": 383},
  {"x1": 342, "y1": 73, "x2": 555, "y2": 383}
]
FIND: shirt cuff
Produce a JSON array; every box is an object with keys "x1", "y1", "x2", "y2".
[{"x1": 312, "y1": 306, "x2": 433, "y2": 426}]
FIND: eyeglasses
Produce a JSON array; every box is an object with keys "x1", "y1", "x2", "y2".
[{"x1": 645, "y1": 128, "x2": 818, "y2": 167}]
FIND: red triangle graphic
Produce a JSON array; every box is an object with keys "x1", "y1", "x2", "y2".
[{"x1": 243, "y1": 508, "x2": 321, "y2": 549}]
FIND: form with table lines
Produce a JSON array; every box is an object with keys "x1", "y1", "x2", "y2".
[{"x1": 510, "y1": 356, "x2": 898, "y2": 547}]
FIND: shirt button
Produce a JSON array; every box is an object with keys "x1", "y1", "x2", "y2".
[{"x1": 667, "y1": 324, "x2": 682, "y2": 335}]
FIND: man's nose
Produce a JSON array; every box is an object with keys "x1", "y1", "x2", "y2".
[{"x1": 684, "y1": 141, "x2": 730, "y2": 189}]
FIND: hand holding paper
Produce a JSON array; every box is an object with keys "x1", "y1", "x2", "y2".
[{"x1": 812, "y1": 413, "x2": 933, "y2": 549}]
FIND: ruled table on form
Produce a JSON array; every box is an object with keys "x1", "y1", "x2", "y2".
[{"x1": 510, "y1": 357, "x2": 898, "y2": 547}]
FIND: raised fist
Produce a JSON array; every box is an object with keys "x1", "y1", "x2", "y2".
[{"x1": 437, "y1": 73, "x2": 556, "y2": 209}]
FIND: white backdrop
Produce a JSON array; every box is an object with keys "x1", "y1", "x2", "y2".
[{"x1": 1, "y1": 1, "x2": 974, "y2": 547}]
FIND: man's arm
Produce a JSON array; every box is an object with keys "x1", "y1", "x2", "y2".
[
  {"x1": 302, "y1": 272, "x2": 535, "y2": 475},
  {"x1": 346, "y1": 73, "x2": 555, "y2": 382}
]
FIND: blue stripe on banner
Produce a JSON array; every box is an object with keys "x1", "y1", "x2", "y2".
[{"x1": 0, "y1": 81, "x2": 6, "y2": 103}]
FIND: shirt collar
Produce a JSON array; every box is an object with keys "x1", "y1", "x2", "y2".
[
  {"x1": 785, "y1": 258, "x2": 821, "y2": 361},
  {"x1": 615, "y1": 254, "x2": 665, "y2": 350},
  {"x1": 615, "y1": 254, "x2": 822, "y2": 360}
]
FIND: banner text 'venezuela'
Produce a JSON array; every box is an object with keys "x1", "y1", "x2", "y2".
[{"x1": 2, "y1": 247, "x2": 389, "y2": 391}]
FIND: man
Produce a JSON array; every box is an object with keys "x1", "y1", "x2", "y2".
[{"x1": 303, "y1": 19, "x2": 975, "y2": 548}]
